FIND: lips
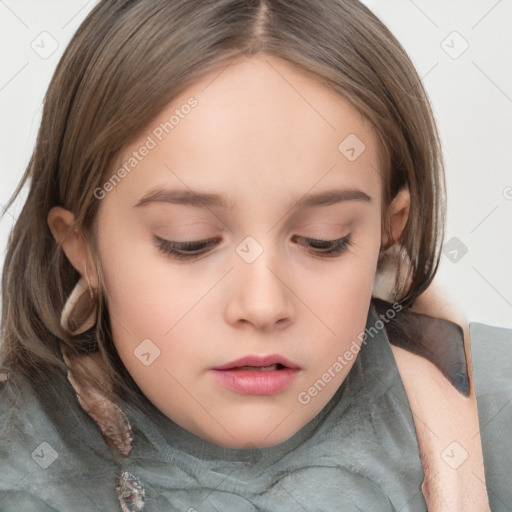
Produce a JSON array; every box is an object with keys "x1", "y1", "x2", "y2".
[
  {"x1": 212, "y1": 354, "x2": 301, "y2": 371},
  {"x1": 210, "y1": 354, "x2": 301, "y2": 395}
]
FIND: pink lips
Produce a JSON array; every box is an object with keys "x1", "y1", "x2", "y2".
[{"x1": 210, "y1": 354, "x2": 301, "y2": 395}]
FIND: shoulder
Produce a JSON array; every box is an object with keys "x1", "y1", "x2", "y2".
[
  {"x1": 469, "y1": 321, "x2": 512, "y2": 418},
  {"x1": 468, "y1": 321, "x2": 512, "y2": 420},
  {"x1": 0, "y1": 367, "x2": 121, "y2": 510},
  {"x1": 0, "y1": 368, "x2": 58, "y2": 508},
  {"x1": 469, "y1": 321, "x2": 512, "y2": 380},
  {"x1": 469, "y1": 322, "x2": 512, "y2": 510}
]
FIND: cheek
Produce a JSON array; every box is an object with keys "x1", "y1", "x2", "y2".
[
  {"x1": 299, "y1": 231, "x2": 381, "y2": 357},
  {"x1": 305, "y1": 229, "x2": 380, "y2": 305},
  {"x1": 96, "y1": 209, "x2": 205, "y2": 345},
  {"x1": 97, "y1": 228, "x2": 207, "y2": 392}
]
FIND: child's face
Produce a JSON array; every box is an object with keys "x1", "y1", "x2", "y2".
[{"x1": 93, "y1": 54, "x2": 386, "y2": 448}]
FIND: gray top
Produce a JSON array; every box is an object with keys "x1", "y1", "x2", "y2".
[{"x1": 1, "y1": 302, "x2": 511, "y2": 511}]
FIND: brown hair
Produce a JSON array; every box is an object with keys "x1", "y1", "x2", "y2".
[{"x1": 0, "y1": 0, "x2": 445, "y2": 411}]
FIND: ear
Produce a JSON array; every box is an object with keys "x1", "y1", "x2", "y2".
[
  {"x1": 381, "y1": 186, "x2": 410, "y2": 249},
  {"x1": 47, "y1": 206, "x2": 98, "y2": 289}
]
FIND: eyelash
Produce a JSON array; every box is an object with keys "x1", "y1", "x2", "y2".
[{"x1": 154, "y1": 234, "x2": 353, "y2": 261}]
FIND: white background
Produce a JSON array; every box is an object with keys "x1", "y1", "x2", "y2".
[{"x1": 1, "y1": 0, "x2": 511, "y2": 328}]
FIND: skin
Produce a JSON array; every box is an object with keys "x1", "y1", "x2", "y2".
[
  {"x1": 48, "y1": 54, "x2": 410, "y2": 449},
  {"x1": 395, "y1": 286, "x2": 490, "y2": 511}
]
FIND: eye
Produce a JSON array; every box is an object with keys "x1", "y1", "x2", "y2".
[
  {"x1": 153, "y1": 234, "x2": 353, "y2": 261},
  {"x1": 291, "y1": 234, "x2": 353, "y2": 258},
  {"x1": 154, "y1": 235, "x2": 220, "y2": 260}
]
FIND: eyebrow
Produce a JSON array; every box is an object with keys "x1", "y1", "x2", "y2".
[{"x1": 133, "y1": 187, "x2": 371, "y2": 211}]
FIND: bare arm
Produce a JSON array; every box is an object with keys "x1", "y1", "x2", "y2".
[{"x1": 393, "y1": 282, "x2": 490, "y2": 511}]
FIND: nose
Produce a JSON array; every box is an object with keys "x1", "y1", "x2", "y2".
[{"x1": 224, "y1": 242, "x2": 294, "y2": 331}]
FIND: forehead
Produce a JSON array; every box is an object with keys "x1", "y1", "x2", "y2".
[{"x1": 110, "y1": 54, "x2": 383, "y2": 209}]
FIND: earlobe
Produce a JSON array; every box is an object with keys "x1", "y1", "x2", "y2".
[
  {"x1": 381, "y1": 187, "x2": 410, "y2": 249},
  {"x1": 47, "y1": 206, "x2": 98, "y2": 289}
]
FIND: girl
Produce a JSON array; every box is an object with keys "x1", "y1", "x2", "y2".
[{"x1": 1, "y1": 1, "x2": 511, "y2": 511}]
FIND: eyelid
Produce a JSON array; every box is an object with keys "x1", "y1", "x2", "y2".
[
  {"x1": 291, "y1": 234, "x2": 353, "y2": 257},
  {"x1": 154, "y1": 235, "x2": 219, "y2": 251}
]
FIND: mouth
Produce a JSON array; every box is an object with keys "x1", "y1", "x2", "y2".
[
  {"x1": 232, "y1": 363, "x2": 287, "y2": 371},
  {"x1": 210, "y1": 355, "x2": 301, "y2": 395}
]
